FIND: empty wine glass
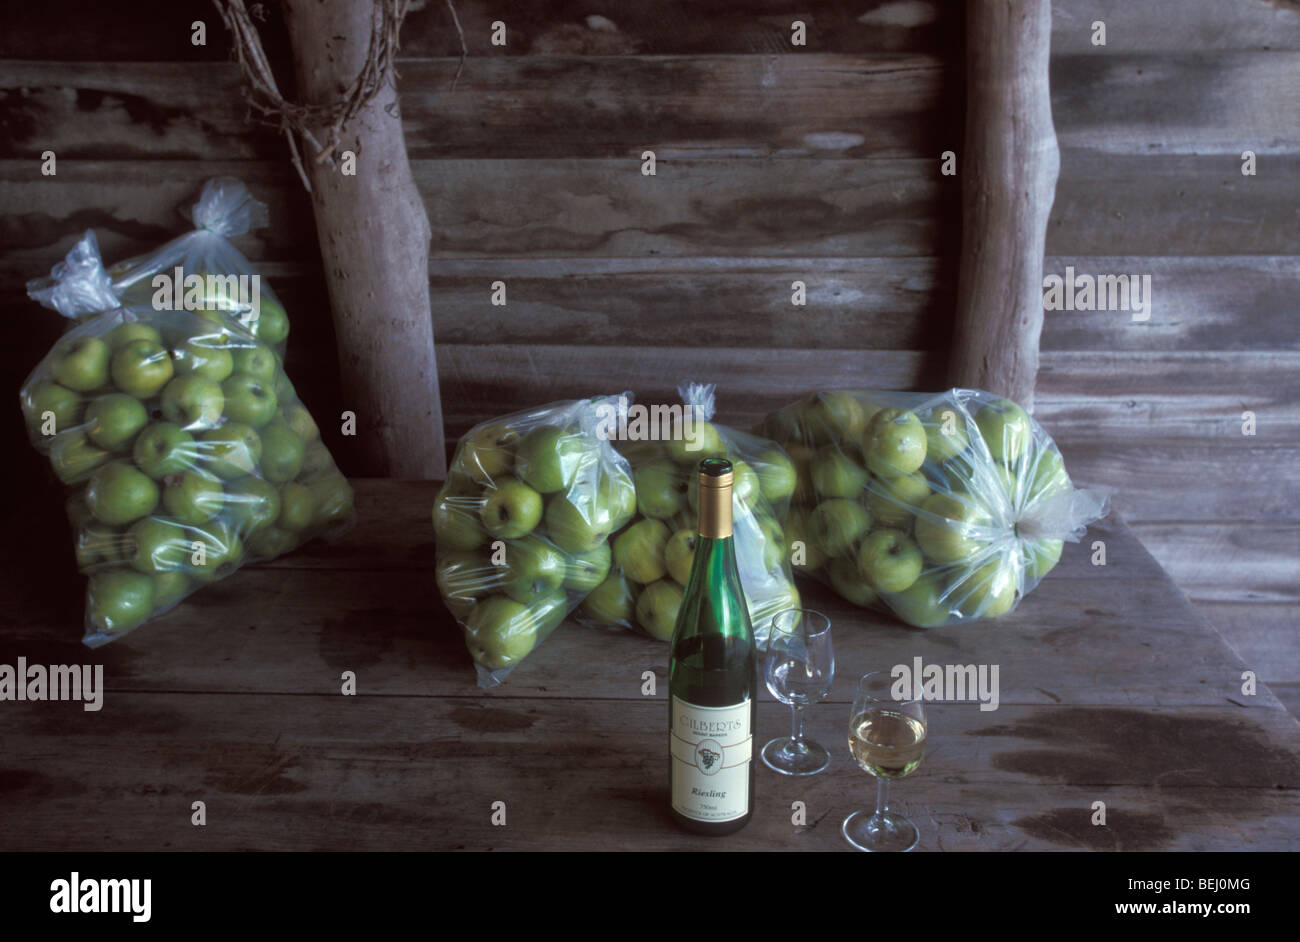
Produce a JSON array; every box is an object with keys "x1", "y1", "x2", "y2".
[
  {"x1": 761, "y1": 609, "x2": 834, "y2": 775},
  {"x1": 842, "y1": 670, "x2": 927, "y2": 852}
]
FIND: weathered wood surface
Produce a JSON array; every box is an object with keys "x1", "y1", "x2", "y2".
[{"x1": 0, "y1": 481, "x2": 1296, "y2": 851}]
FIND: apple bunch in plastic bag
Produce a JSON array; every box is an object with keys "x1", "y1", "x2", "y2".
[
  {"x1": 432, "y1": 395, "x2": 637, "y2": 687},
  {"x1": 759, "y1": 388, "x2": 1109, "y2": 627},
  {"x1": 20, "y1": 232, "x2": 353, "y2": 646},
  {"x1": 578, "y1": 383, "x2": 802, "y2": 648}
]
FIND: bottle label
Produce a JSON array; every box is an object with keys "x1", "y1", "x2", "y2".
[{"x1": 670, "y1": 696, "x2": 752, "y2": 823}]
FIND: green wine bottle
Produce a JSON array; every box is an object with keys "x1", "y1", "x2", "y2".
[{"x1": 668, "y1": 457, "x2": 757, "y2": 835}]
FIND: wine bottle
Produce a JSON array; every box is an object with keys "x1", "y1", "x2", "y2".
[{"x1": 668, "y1": 457, "x2": 756, "y2": 835}]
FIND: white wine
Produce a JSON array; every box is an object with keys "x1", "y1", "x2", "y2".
[
  {"x1": 668, "y1": 458, "x2": 756, "y2": 835},
  {"x1": 848, "y1": 710, "x2": 926, "y2": 779}
]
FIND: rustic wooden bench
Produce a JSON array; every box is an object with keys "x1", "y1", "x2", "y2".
[{"x1": 1, "y1": 479, "x2": 1296, "y2": 851}]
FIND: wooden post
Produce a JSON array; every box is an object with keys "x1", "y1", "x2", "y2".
[
  {"x1": 283, "y1": 0, "x2": 446, "y2": 478},
  {"x1": 950, "y1": 0, "x2": 1059, "y2": 411}
]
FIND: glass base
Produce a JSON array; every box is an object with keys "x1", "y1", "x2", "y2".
[
  {"x1": 842, "y1": 809, "x2": 919, "y2": 852},
  {"x1": 761, "y1": 737, "x2": 831, "y2": 776}
]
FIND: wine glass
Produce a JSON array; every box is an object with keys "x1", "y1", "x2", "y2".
[
  {"x1": 842, "y1": 670, "x2": 927, "y2": 852},
  {"x1": 761, "y1": 609, "x2": 834, "y2": 775}
]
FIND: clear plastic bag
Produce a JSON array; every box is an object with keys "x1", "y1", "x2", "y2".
[
  {"x1": 21, "y1": 233, "x2": 354, "y2": 646},
  {"x1": 32, "y1": 178, "x2": 290, "y2": 352},
  {"x1": 578, "y1": 383, "x2": 802, "y2": 647},
  {"x1": 758, "y1": 388, "x2": 1109, "y2": 627},
  {"x1": 433, "y1": 395, "x2": 638, "y2": 687}
]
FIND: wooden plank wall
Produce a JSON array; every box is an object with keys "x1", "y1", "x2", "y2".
[{"x1": 0, "y1": 1, "x2": 1296, "y2": 707}]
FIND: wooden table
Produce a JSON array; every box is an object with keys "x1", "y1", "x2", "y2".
[{"x1": 1, "y1": 480, "x2": 1297, "y2": 851}]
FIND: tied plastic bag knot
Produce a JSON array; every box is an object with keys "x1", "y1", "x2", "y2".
[
  {"x1": 677, "y1": 381, "x2": 717, "y2": 425},
  {"x1": 1016, "y1": 486, "x2": 1112, "y2": 543},
  {"x1": 191, "y1": 177, "x2": 269, "y2": 238},
  {"x1": 26, "y1": 231, "x2": 121, "y2": 319}
]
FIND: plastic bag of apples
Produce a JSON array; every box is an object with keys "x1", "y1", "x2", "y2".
[
  {"x1": 432, "y1": 396, "x2": 638, "y2": 687},
  {"x1": 31, "y1": 177, "x2": 292, "y2": 355},
  {"x1": 578, "y1": 383, "x2": 803, "y2": 647},
  {"x1": 20, "y1": 231, "x2": 354, "y2": 646},
  {"x1": 758, "y1": 389, "x2": 1109, "y2": 627}
]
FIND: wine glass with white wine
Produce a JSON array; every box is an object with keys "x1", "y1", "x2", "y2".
[
  {"x1": 842, "y1": 670, "x2": 927, "y2": 852},
  {"x1": 761, "y1": 609, "x2": 834, "y2": 775}
]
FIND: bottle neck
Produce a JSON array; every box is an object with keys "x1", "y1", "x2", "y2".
[{"x1": 697, "y1": 481, "x2": 732, "y2": 539}]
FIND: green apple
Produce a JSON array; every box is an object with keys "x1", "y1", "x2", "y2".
[
  {"x1": 975, "y1": 398, "x2": 1031, "y2": 464},
  {"x1": 198, "y1": 423, "x2": 263, "y2": 479},
  {"x1": 465, "y1": 597, "x2": 541, "y2": 669},
  {"x1": 150, "y1": 571, "x2": 190, "y2": 612},
  {"x1": 786, "y1": 442, "x2": 818, "y2": 505},
  {"x1": 187, "y1": 518, "x2": 244, "y2": 583},
  {"x1": 955, "y1": 559, "x2": 1018, "y2": 618},
  {"x1": 857, "y1": 528, "x2": 924, "y2": 593},
  {"x1": 581, "y1": 572, "x2": 636, "y2": 625},
  {"x1": 810, "y1": 446, "x2": 869, "y2": 499},
  {"x1": 864, "y1": 408, "x2": 928, "y2": 478},
  {"x1": 247, "y1": 525, "x2": 299, "y2": 559},
  {"x1": 221, "y1": 372, "x2": 278, "y2": 428},
  {"x1": 172, "y1": 334, "x2": 234, "y2": 382},
  {"x1": 275, "y1": 482, "x2": 314, "y2": 531},
  {"x1": 86, "y1": 461, "x2": 159, "y2": 525},
  {"x1": 22, "y1": 380, "x2": 82, "y2": 435},
  {"x1": 808, "y1": 498, "x2": 871, "y2": 557},
  {"x1": 481, "y1": 477, "x2": 544, "y2": 539},
  {"x1": 231, "y1": 344, "x2": 278, "y2": 381},
  {"x1": 1023, "y1": 538, "x2": 1064, "y2": 583},
  {"x1": 635, "y1": 459, "x2": 685, "y2": 519},
  {"x1": 125, "y1": 516, "x2": 194, "y2": 574},
  {"x1": 84, "y1": 393, "x2": 148, "y2": 451},
  {"x1": 105, "y1": 322, "x2": 162, "y2": 350},
  {"x1": 281, "y1": 403, "x2": 319, "y2": 443},
  {"x1": 74, "y1": 523, "x2": 127, "y2": 570},
  {"x1": 543, "y1": 493, "x2": 614, "y2": 554},
  {"x1": 530, "y1": 588, "x2": 569, "y2": 638},
  {"x1": 1026, "y1": 447, "x2": 1070, "y2": 501},
  {"x1": 883, "y1": 573, "x2": 952, "y2": 628},
  {"x1": 132, "y1": 422, "x2": 197, "y2": 480},
  {"x1": 664, "y1": 528, "x2": 697, "y2": 586},
  {"x1": 111, "y1": 339, "x2": 174, "y2": 398},
  {"x1": 259, "y1": 422, "x2": 304, "y2": 483},
  {"x1": 225, "y1": 476, "x2": 282, "y2": 534},
  {"x1": 754, "y1": 512, "x2": 785, "y2": 572},
  {"x1": 307, "y1": 474, "x2": 353, "y2": 528},
  {"x1": 273, "y1": 370, "x2": 293, "y2": 401},
  {"x1": 50, "y1": 336, "x2": 111, "y2": 392},
  {"x1": 160, "y1": 375, "x2": 224, "y2": 430},
  {"x1": 666, "y1": 419, "x2": 724, "y2": 465},
  {"x1": 924, "y1": 405, "x2": 970, "y2": 464},
  {"x1": 565, "y1": 541, "x2": 612, "y2": 592},
  {"x1": 827, "y1": 556, "x2": 878, "y2": 608},
  {"x1": 49, "y1": 430, "x2": 111, "y2": 484},
  {"x1": 436, "y1": 549, "x2": 490, "y2": 618},
  {"x1": 457, "y1": 423, "x2": 519, "y2": 482},
  {"x1": 754, "y1": 448, "x2": 797, "y2": 504},
  {"x1": 162, "y1": 470, "x2": 224, "y2": 525},
  {"x1": 516, "y1": 425, "x2": 592, "y2": 494},
  {"x1": 502, "y1": 536, "x2": 566, "y2": 603},
  {"x1": 866, "y1": 471, "x2": 931, "y2": 530},
  {"x1": 299, "y1": 440, "x2": 334, "y2": 478},
  {"x1": 807, "y1": 391, "x2": 868, "y2": 443},
  {"x1": 253, "y1": 297, "x2": 290, "y2": 345},
  {"x1": 434, "y1": 494, "x2": 487, "y2": 550},
  {"x1": 636, "y1": 579, "x2": 683, "y2": 641},
  {"x1": 784, "y1": 508, "x2": 826, "y2": 573},
  {"x1": 914, "y1": 493, "x2": 992, "y2": 564},
  {"x1": 87, "y1": 570, "x2": 153, "y2": 634},
  {"x1": 598, "y1": 471, "x2": 637, "y2": 530},
  {"x1": 613, "y1": 518, "x2": 670, "y2": 584}
]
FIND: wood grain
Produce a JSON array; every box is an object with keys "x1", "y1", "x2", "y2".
[{"x1": 1131, "y1": 523, "x2": 1300, "y2": 603}]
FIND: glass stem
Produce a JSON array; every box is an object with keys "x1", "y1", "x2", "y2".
[
  {"x1": 874, "y1": 776, "x2": 890, "y2": 819},
  {"x1": 790, "y1": 704, "x2": 806, "y2": 747}
]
